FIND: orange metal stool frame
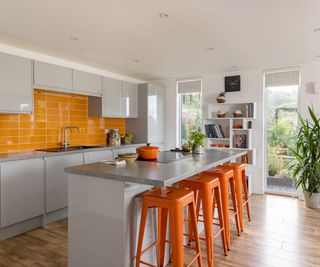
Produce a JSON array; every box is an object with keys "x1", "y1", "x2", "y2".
[
  {"x1": 135, "y1": 187, "x2": 202, "y2": 267},
  {"x1": 179, "y1": 176, "x2": 227, "y2": 267},
  {"x1": 218, "y1": 163, "x2": 251, "y2": 231},
  {"x1": 201, "y1": 168, "x2": 240, "y2": 250}
]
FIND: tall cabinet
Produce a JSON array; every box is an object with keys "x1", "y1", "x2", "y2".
[{"x1": 126, "y1": 83, "x2": 165, "y2": 146}]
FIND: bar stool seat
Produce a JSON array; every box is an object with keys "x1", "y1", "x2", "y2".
[
  {"x1": 179, "y1": 175, "x2": 227, "y2": 267},
  {"x1": 218, "y1": 163, "x2": 251, "y2": 231},
  {"x1": 135, "y1": 186, "x2": 202, "y2": 267},
  {"x1": 201, "y1": 168, "x2": 240, "y2": 250}
]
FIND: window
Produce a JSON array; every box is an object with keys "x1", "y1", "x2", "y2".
[
  {"x1": 177, "y1": 80, "x2": 202, "y2": 146},
  {"x1": 264, "y1": 69, "x2": 300, "y2": 195}
]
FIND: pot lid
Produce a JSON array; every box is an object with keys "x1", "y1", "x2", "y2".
[{"x1": 137, "y1": 143, "x2": 159, "y2": 150}]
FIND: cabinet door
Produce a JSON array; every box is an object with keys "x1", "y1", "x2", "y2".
[
  {"x1": 0, "y1": 158, "x2": 44, "y2": 227},
  {"x1": 148, "y1": 84, "x2": 165, "y2": 144},
  {"x1": 83, "y1": 150, "x2": 113, "y2": 163},
  {"x1": 73, "y1": 70, "x2": 102, "y2": 96},
  {"x1": 45, "y1": 153, "x2": 83, "y2": 213},
  {"x1": 102, "y1": 76, "x2": 122, "y2": 117},
  {"x1": 121, "y1": 81, "x2": 138, "y2": 118},
  {"x1": 34, "y1": 61, "x2": 73, "y2": 90},
  {"x1": 0, "y1": 52, "x2": 32, "y2": 113}
]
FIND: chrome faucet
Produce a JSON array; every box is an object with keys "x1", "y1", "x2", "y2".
[{"x1": 61, "y1": 126, "x2": 81, "y2": 149}]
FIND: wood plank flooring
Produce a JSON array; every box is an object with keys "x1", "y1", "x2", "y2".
[{"x1": 0, "y1": 194, "x2": 319, "y2": 267}]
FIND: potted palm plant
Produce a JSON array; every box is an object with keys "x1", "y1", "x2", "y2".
[
  {"x1": 289, "y1": 106, "x2": 320, "y2": 209},
  {"x1": 189, "y1": 128, "x2": 206, "y2": 154}
]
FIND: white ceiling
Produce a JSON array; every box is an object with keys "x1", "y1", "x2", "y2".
[{"x1": 0, "y1": 0, "x2": 319, "y2": 80}]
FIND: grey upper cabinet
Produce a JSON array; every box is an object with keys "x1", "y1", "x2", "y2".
[
  {"x1": 102, "y1": 76, "x2": 122, "y2": 117},
  {"x1": 0, "y1": 158, "x2": 45, "y2": 227},
  {"x1": 0, "y1": 52, "x2": 33, "y2": 113},
  {"x1": 102, "y1": 77, "x2": 138, "y2": 118},
  {"x1": 33, "y1": 61, "x2": 73, "y2": 90},
  {"x1": 72, "y1": 70, "x2": 102, "y2": 96},
  {"x1": 121, "y1": 81, "x2": 138, "y2": 118},
  {"x1": 45, "y1": 153, "x2": 83, "y2": 213}
]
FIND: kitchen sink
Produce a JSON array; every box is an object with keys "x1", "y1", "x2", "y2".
[{"x1": 36, "y1": 145, "x2": 103, "y2": 153}]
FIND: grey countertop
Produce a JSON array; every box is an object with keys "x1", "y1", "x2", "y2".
[
  {"x1": 65, "y1": 149, "x2": 247, "y2": 186},
  {"x1": 0, "y1": 144, "x2": 143, "y2": 162}
]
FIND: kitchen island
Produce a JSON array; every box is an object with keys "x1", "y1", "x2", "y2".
[{"x1": 65, "y1": 149, "x2": 246, "y2": 267}]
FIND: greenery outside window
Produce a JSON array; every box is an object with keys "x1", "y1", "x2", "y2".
[{"x1": 177, "y1": 80, "x2": 202, "y2": 147}]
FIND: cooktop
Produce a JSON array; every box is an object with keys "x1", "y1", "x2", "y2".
[{"x1": 138, "y1": 151, "x2": 192, "y2": 164}]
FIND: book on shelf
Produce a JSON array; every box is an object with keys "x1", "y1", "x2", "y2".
[{"x1": 205, "y1": 124, "x2": 225, "y2": 139}]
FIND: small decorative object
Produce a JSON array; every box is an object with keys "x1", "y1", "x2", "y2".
[
  {"x1": 182, "y1": 143, "x2": 192, "y2": 152},
  {"x1": 121, "y1": 133, "x2": 133, "y2": 145},
  {"x1": 217, "y1": 110, "x2": 226, "y2": 118},
  {"x1": 247, "y1": 121, "x2": 252, "y2": 129},
  {"x1": 189, "y1": 128, "x2": 206, "y2": 154},
  {"x1": 225, "y1": 75, "x2": 241, "y2": 92},
  {"x1": 289, "y1": 106, "x2": 320, "y2": 209},
  {"x1": 224, "y1": 144, "x2": 230, "y2": 148},
  {"x1": 233, "y1": 124, "x2": 243, "y2": 129},
  {"x1": 216, "y1": 92, "x2": 226, "y2": 103},
  {"x1": 109, "y1": 129, "x2": 121, "y2": 146},
  {"x1": 234, "y1": 134, "x2": 247, "y2": 148},
  {"x1": 233, "y1": 110, "x2": 242, "y2": 118}
]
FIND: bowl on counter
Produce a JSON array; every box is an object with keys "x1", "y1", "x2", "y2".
[{"x1": 117, "y1": 153, "x2": 139, "y2": 163}]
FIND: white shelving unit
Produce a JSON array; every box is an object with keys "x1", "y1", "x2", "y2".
[{"x1": 204, "y1": 102, "x2": 256, "y2": 165}]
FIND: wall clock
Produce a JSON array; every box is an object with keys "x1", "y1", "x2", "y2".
[{"x1": 225, "y1": 75, "x2": 241, "y2": 92}]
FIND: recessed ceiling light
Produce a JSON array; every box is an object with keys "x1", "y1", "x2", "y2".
[
  {"x1": 313, "y1": 28, "x2": 320, "y2": 32},
  {"x1": 207, "y1": 47, "x2": 214, "y2": 51},
  {"x1": 132, "y1": 59, "x2": 140, "y2": 63},
  {"x1": 170, "y1": 73, "x2": 175, "y2": 76},
  {"x1": 69, "y1": 36, "x2": 79, "y2": 41},
  {"x1": 316, "y1": 55, "x2": 320, "y2": 59},
  {"x1": 231, "y1": 66, "x2": 238, "y2": 69},
  {"x1": 159, "y1": 13, "x2": 170, "y2": 18}
]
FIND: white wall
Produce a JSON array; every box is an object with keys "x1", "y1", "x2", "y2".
[{"x1": 153, "y1": 60, "x2": 320, "y2": 194}]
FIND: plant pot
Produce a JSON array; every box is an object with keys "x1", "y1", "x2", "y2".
[
  {"x1": 303, "y1": 192, "x2": 320, "y2": 209},
  {"x1": 216, "y1": 97, "x2": 225, "y2": 103},
  {"x1": 192, "y1": 144, "x2": 203, "y2": 154}
]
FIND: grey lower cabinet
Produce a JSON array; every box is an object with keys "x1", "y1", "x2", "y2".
[
  {"x1": 45, "y1": 153, "x2": 83, "y2": 213},
  {"x1": 0, "y1": 158, "x2": 45, "y2": 227},
  {"x1": 83, "y1": 150, "x2": 113, "y2": 163}
]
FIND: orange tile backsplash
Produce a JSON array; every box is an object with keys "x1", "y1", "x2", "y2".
[{"x1": 0, "y1": 89, "x2": 126, "y2": 153}]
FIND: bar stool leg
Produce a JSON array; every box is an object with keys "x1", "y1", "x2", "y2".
[
  {"x1": 169, "y1": 205, "x2": 184, "y2": 267},
  {"x1": 201, "y1": 187, "x2": 214, "y2": 267},
  {"x1": 188, "y1": 200, "x2": 203, "y2": 267},
  {"x1": 136, "y1": 202, "x2": 149, "y2": 267},
  {"x1": 219, "y1": 177, "x2": 231, "y2": 250},
  {"x1": 242, "y1": 171, "x2": 251, "y2": 221},
  {"x1": 234, "y1": 169, "x2": 244, "y2": 231},
  {"x1": 229, "y1": 179, "x2": 241, "y2": 236},
  {"x1": 187, "y1": 190, "x2": 198, "y2": 245},
  {"x1": 158, "y1": 207, "x2": 168, "y2": 267},
  {"x1": 214, "y1": 187, "x2": 228, "y2": 256}
]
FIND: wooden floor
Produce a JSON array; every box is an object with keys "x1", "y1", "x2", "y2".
[{"x1": 0, "y1": 194, "x2": 319, "y2": 267}]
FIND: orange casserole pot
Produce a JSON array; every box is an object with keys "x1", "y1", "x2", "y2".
[{"x1": 136, "y1": 143, "x2": 159, "y2": 160}]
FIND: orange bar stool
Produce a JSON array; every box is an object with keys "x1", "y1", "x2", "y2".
[
  {"x1": 201, "y1": 168, "x2": 240, "y2": 250},
  {"x1": 218, "y1": 163, "x2": 251, "y2": 231},
  {"x1": 135, "y1": 186, "x2": 202, "y2": 267},
  {"x1": 179, "y1": 176, "x2": 227, "y2": 267}
]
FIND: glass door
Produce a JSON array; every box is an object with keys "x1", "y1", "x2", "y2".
[{"x1": 265, "y1": 70, "x2": 299, "y2": 195}]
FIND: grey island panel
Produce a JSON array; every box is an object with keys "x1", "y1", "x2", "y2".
[{"x1": 65, "y1": 149, "x2": 247, "y2": 186}]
